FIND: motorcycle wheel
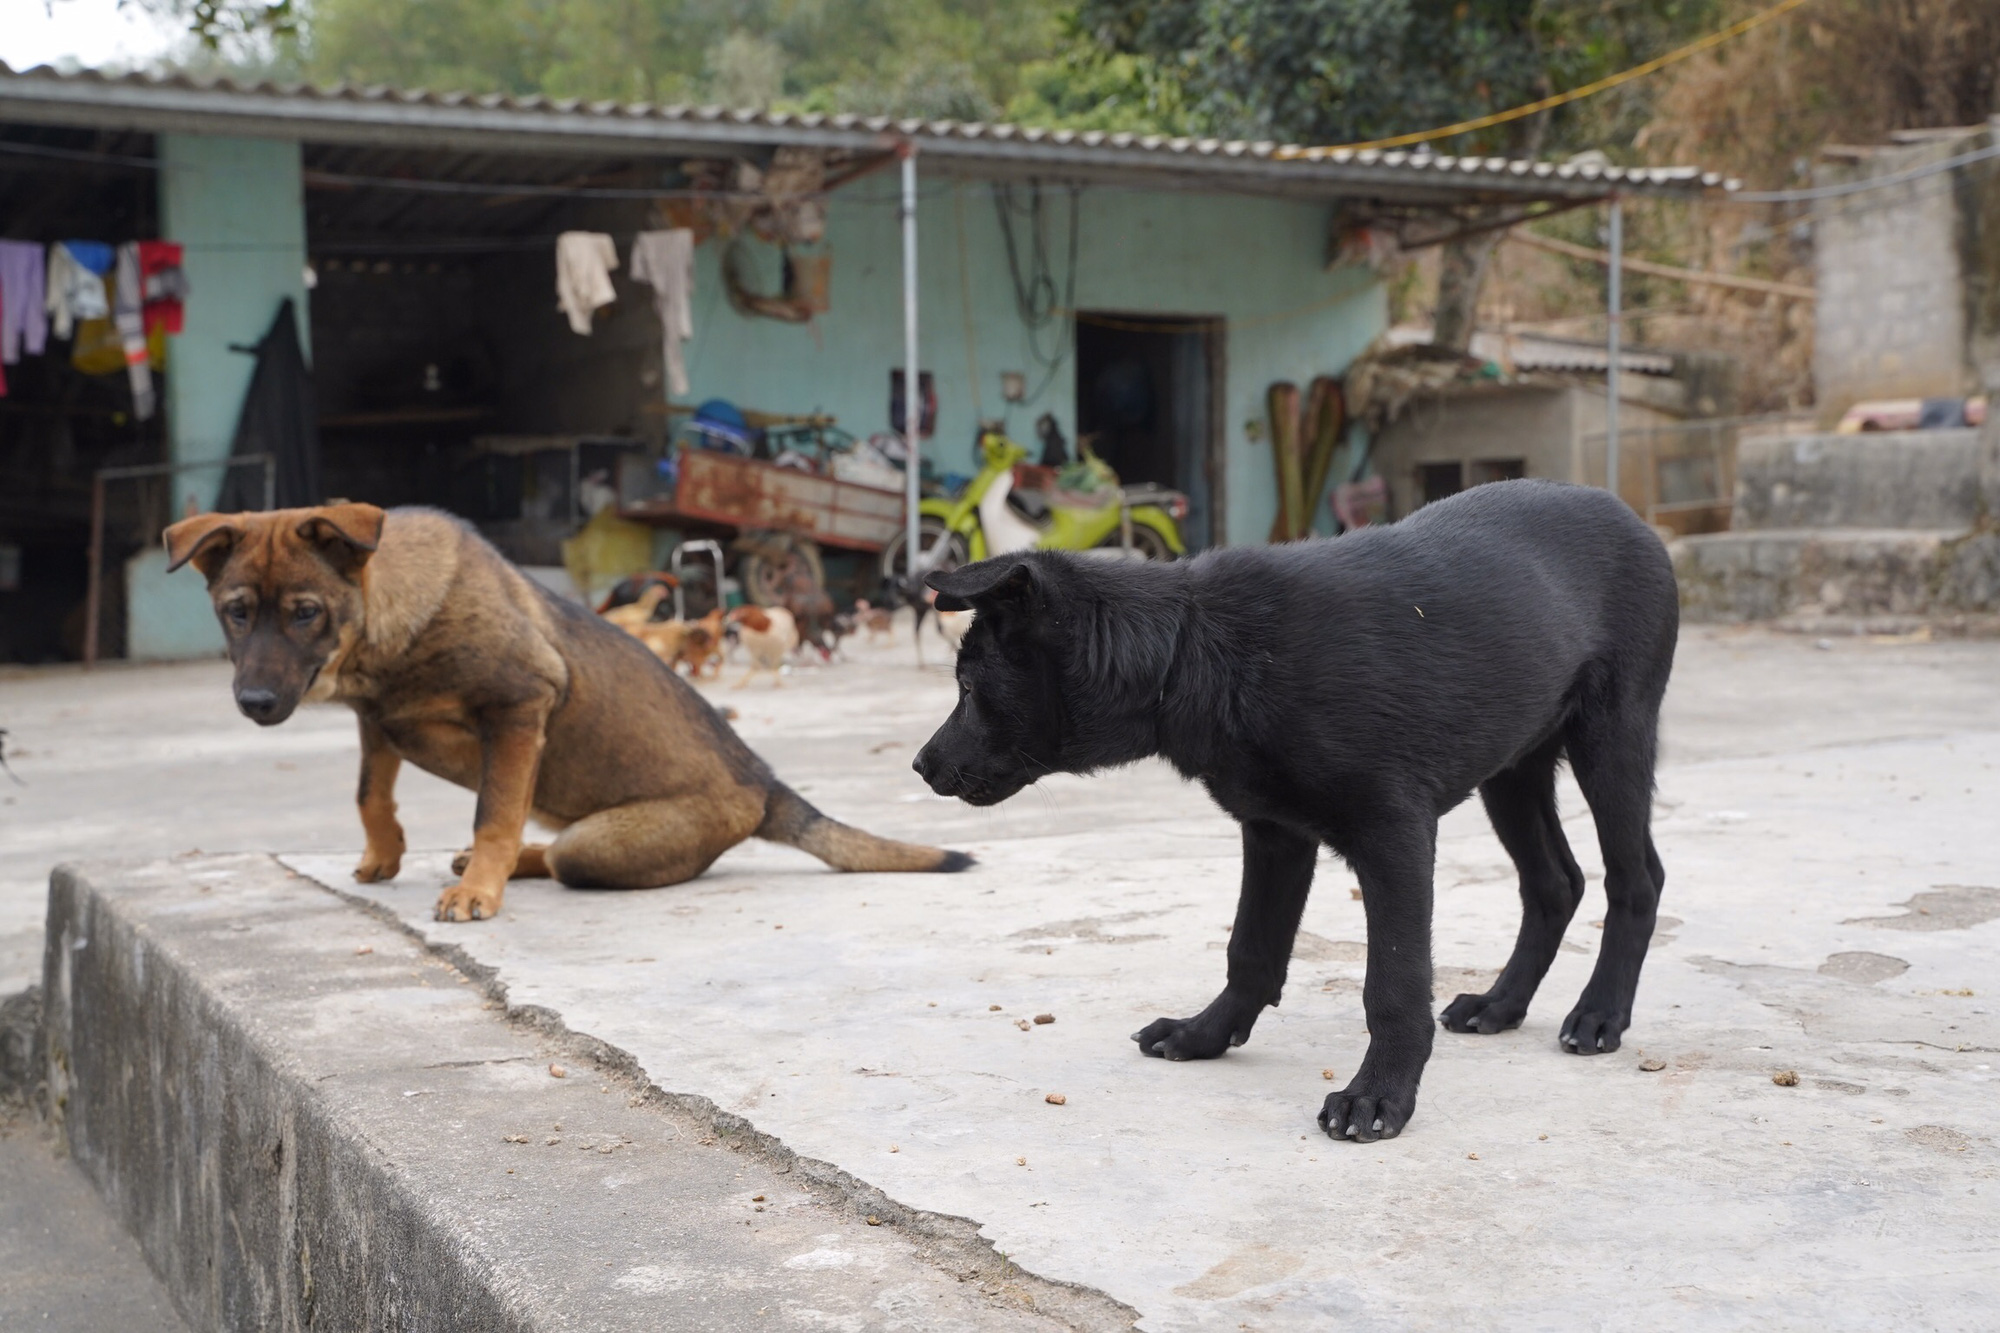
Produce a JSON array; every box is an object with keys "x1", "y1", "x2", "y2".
[
  {"x1": 1098, "y1": 523, "x2": 1177, "y2": 561},
  {"x1": 880, "y1": 517, "x2": 970, "y2": 585}
]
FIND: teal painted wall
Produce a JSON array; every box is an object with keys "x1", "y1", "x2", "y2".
[
  {"x1": 157, "y1": 133, "x2": 310, "y2": 510},
  {"x1": 137, "y1": 133, "x2": 309, "y2": 660},
  {"x1": 681, "y1": 181, "x2": 1383, "y2": 546}
]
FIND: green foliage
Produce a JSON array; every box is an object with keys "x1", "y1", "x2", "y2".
[
  {"x1": 1072, "y1": 0, "x2": 1724, "y2": 153},
  {"x1": 126, "y1": 0, "x2": 1727, "y2": 147},
  {"x1": 299, "y1": 0, "x2": 1064, "y2": 118},
  {"x1": 1005, "y1": 47, "x2": 1189, "y2": 133},
  {"x1": 184, "y1": 0, "x2": 300, "y2": 48}
]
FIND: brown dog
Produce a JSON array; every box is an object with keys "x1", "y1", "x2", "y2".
[{"x1": 163, "y1": 504, "x2": 971, "y2": 921}]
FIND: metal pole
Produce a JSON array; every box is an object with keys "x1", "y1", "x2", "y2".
[
  {"x1": 84, "y1": 472, "x2": 107, "y2": 668},
  {"x1": 900, "y1": 143, "x2": 922, "y2": 582},
  {"x1": 1605, "y1": 195, "x2": 1622, "y2": 502}
]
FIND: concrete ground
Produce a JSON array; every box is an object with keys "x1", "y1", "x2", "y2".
[
  {"x1": 3, "y1": 623, "x2": 1999, "y2": 1328},
  {"x1": 0, "y1": 1105, "x2": 187, "y2": 1332}
]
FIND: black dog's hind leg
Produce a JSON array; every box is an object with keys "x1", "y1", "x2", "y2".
[
  {"x1": 1320, "y1": 815, "x2": 1437, "y2": 1143},
  {"x1": 1134, "y1": 820, "x2": 1316, "y2": 1060},
  {"x1": 1558, "y1": 704, "x2": 1666, "y2": 1054},
  {"x1": 1441, "y1": 735, "x2": 1586, "y2": 1035}
]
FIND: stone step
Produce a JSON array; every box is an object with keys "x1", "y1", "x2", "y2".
[
  {"x1": 1671, "y1": 527, "x2": 2000, "y2": 622},
  {"x1": 1733, "y1": 429, "x2": 1989, "y2": 532}
]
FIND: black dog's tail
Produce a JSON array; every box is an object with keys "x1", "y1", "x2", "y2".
[{"x1": 758, "y1": 781, "x2": 972, "y2": 873}]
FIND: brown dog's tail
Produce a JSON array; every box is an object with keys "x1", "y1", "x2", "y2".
[{"x1": 758, "y1": 782, "x2": 973, "y2": 873}]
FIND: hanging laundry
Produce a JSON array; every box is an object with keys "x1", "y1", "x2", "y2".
[
  {"x1": 0, "y1": 241, "x2": 47, "y2": 364},
  {"x1": 114, "y1": 244, "x2": 155, "y2": 419},
  {"x1": 69, "y1": 292, "x2": 126, "y2": 376},
  {"x1": 555, "y1": 231, "x2": 619, "y2": 335},
  {"x1": 46, "y1": 241, "x2": 110, "y2": 340},
  {"x1": 629, "y1": 228, "x2": 695, "y2": 398},
  {"x1": 137, "y1": 240, "x2": 187, "y2": 335},
  {"x1": 63, "y1": 240, "x2": 114, "y2": 275}
]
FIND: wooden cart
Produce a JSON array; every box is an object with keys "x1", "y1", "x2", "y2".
[{"x1": 621, "y1": 443, "x2": 907, "y2": 606}]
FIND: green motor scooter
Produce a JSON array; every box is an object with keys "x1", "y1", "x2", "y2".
[{"x1": 879, "y1": 428, "x2": 1188, "y2": 584}]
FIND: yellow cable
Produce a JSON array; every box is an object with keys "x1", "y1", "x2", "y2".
[{"x1": 1274, "y1": 0, "x2": 1812, "y2": 159}]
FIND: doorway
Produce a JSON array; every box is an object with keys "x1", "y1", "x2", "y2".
[{"x1": 1075, "y1": 312, "x2": 1223, "y2": 549}]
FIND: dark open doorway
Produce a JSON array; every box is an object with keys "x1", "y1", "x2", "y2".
[{"x1": 1075, "y1": 312, "x2": 1223, "y2": 549}]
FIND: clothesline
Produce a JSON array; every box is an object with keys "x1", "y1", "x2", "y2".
[
  {"x1": 0, "y1": 237, "x2": 187, "y2": 415},
  {"x1": 557, "y1": 227, "x2": 696, "y2": 398}
]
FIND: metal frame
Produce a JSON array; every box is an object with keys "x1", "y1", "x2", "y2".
[{"x1": 669, "y1": 539, "x2": 727, "y2": 621}]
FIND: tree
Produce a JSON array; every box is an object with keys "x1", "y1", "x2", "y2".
[
  {"x1": 300, "y1": 0, "x2": 1065, "y2": 120},
  {"x1": 1073, "y1": 0, "x2": 1724, "y2": 350}
]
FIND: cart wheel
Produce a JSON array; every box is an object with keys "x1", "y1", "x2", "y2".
[
  {"x1": 880, "y1": 517, "x2": 969, "y2": 587},
  {"x1": 740, "y1": 539, "x2": 825, "y2": 607}
]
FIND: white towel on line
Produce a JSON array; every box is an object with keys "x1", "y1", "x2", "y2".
[
  {"x1": 629, "y1": 228, "x2": 695, "y2": 398},
  {"x1": 555, "y1": 231, "x2": 619, "y2": 335}
]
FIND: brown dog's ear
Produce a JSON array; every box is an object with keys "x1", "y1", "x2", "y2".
[
  {"x1": 927, "y1": 559, "x2": 1034, "y2": 612},
  {"x1": 295, "y1": 503, "x2": 385, "y2": 576},
  {"x1": 163, "y1": 513, "x2": 245, "y2": 580}
]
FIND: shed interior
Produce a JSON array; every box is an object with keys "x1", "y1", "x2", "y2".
[{"x1": 0, "y1": 125, "x2": 162, "y2": 662}]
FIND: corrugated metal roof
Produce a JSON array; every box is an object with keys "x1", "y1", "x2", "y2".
[
  {"x1": 1387, "y1": 325, "x2": 1680, "y2": 375},
  {"x1": 0, "y1": 61, "x2": 1735, "y2": 204}
]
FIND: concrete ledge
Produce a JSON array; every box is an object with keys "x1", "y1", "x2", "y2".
[
  {"x1": 1733, "y1": 430, "x2": 1988, "y2": 531},
  {"x1": 1672, "y1": 527, "x2": 2000, "y2": 622},
  {"x1": 42, "y1": 855, "x2": 1130, "y2": 1332}
]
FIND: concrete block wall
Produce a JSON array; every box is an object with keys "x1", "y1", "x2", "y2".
[
  {"x1": 1731, "y1": 429, "x2": 1987, "y2": 531},
  {"x1": 1812, "y1": 124, "x2": 2000, "y2": 417}
]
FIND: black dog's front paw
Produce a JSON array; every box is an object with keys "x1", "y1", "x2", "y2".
[
  {"x1": 1439, "y1": 989, "x2": 1527, "y2": 1035},
  {"x1": 1558, "y1": 1005, "x2": 1630, "y2": 1054},
  {"x1": 1132, "y1": 1012, "x2": 1245, "y2": 1061},
  {"x1": 1318, "y1": 1083, "x2": 1418, "y2": 1143}
]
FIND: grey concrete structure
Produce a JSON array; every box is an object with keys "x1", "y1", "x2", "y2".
[
  {"x1": 1672, "y1": 423, "x2": 2000, "y2": 625},
  {"x1": 7, "y1": 628, "x2": 1999, "y2": 1329},
  {"x1": 1812, "y1": 123, "x2": 2000, "y2": 417},
  {"x1": 42, "y1": 855, "x2": 1111, "y2": 1331},
  {"x1": 1368, "y1": 368, "x2": 1728, "y2": 528},
  {"x1": 1730, "y1": 429, "x2": 1988, "y2": 530}
]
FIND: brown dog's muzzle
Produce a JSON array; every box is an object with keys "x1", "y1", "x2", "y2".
[
  {"x1": 235, "y1": 685, "x2": 287, "y2": 724},
  {"x1": 230, "y1": 628, "x2": 317, "y2": 726}
]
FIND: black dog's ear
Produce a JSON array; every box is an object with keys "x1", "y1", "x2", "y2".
[{"x1": 927, "y1": 559, "x2": 1035, "y2": 612}]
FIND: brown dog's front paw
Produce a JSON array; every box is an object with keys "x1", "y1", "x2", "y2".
[
  {"x1": 434, "y1": 880, "x2": 502, "y2": 922},
  {"x1": 353, "y1": 848, "x2": 403, "y2": 882}
]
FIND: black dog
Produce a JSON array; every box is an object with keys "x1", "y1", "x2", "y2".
[{"x1": 912, "y1": 480, "x2": 1677, "y2": 1142}]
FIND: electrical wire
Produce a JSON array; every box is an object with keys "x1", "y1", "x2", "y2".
[
  {"x1": 1273, "y1": 0, "x2": 1815, "y2": 157},
  {"x1": 1728, "y1": 139, "x2": 2000, "y2": 203},
  {"x1": 992, "y1": 182, "x2": 1080, "y2": 402},
  {"x1": 0, "y1": 139, "x2": 158, "y2": 170}
]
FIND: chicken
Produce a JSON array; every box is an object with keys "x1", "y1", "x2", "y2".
[{"x1": 727, "y1": 605, "x2": 799, "y2": 688}]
